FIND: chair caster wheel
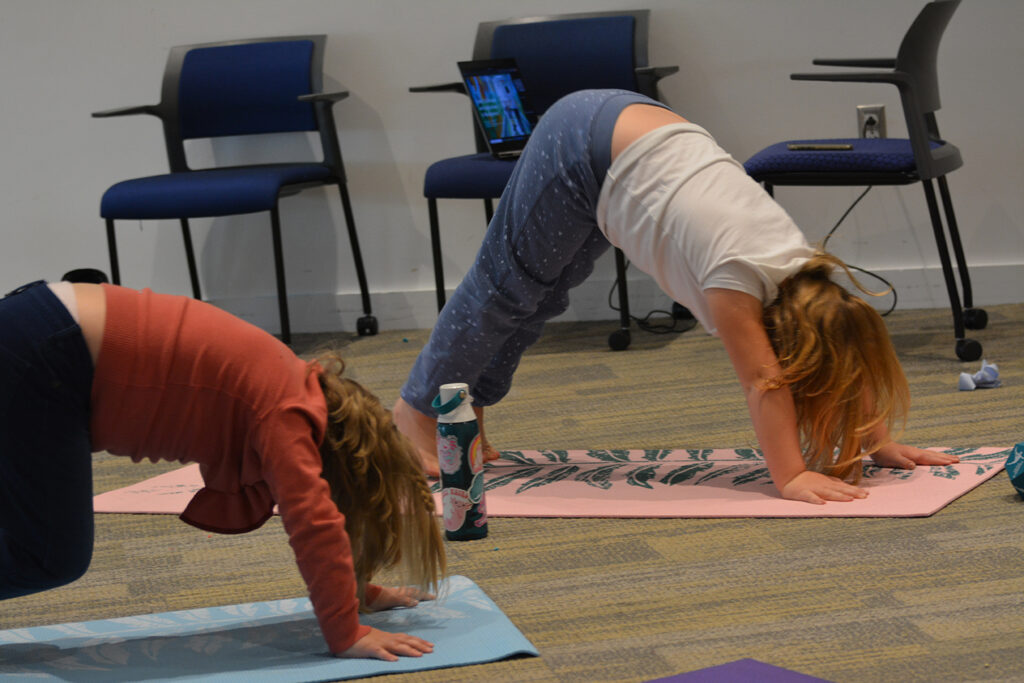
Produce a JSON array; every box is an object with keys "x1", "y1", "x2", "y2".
[
  {"x1": 963, "y1": 307, "x2": 988, "y2": 330},
  {"x1": 357, "y1": 315, "x2": 378, "y2": 336},
  {"x1": 608, "y1": 328, "x2": 631, "y2": 351},
  {"x1": 955, "y1": 338, "x2": 982, "y2": 362}
]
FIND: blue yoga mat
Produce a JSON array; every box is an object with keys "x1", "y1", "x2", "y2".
[{"x1": 0, "y1": 575, "x2": 536, "y2": 682}]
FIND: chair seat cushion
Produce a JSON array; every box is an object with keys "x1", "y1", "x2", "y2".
[
  {"x1": 100, "y1": 164, "x2": 333, "y2": 219},
  {"x1": 423, "y1": 153, "x2": 517, "y2": 199},
  {"x1": 744, "y1": 138, "x2": 941, "y2": 177}
]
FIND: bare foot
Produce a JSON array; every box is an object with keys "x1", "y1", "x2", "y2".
[
  {"x1": 393, "y1": 396, "x2": 440, "y2": 477},
  {"x1": 393, "y1": 397, "x2": 501, "y2": 477},
  {"x1": 472, "y1": 406, "x2": 501, "y2": 463}
]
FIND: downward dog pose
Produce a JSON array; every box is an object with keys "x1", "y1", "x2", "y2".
[
  {"x1": 0, "y1": 281, "x2": 445, "y2": 661},
  {"x1": 394, "y1": 89, "x2": 957, "y2": 500}
]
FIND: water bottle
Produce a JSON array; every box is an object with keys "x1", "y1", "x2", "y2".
[{"x1": 433, "y1": 383, "x2": 488, "y2": 541}]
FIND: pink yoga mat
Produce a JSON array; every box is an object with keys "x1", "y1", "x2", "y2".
[{"x1": 93, "y1": 447, "x2": 1009, "y2": 519}]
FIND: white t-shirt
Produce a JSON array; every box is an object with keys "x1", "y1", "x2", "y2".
[{"x1": 596, "y1": 123, "x2": 814, "y2": 335}]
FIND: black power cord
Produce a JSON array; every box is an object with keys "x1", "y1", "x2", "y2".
[
  {"x1": 607, "y1": 268, "x2": 697, "y2": 335},
  {"x1": 820, "y1": 186, "x2": 898, "y2": 316}
]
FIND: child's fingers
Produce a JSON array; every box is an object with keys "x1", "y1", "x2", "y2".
[
  {"x1": 385, "y1": 634, "x2": 434, "y2": 657},
  {"x1": 796, "y1": 491, "x2": 826, "y2": 505},
  {"x1": 818, "y1": 479, "x2": 868, "y2": 502},
  {"x1": 915, "y1": 450, "x2": 959, "y2": 465},
  {"x1": 398, "y1": 586, "x2": 436, "y2": 603}
]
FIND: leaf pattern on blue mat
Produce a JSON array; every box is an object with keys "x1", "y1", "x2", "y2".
[
  {"x1": 659, "y1": 462, "x2": 715, "y2": 485},
  {"x1": 575, "y1": 464, "x2": 625, "y2": 490},
  {"x1": 516, "y1": 465, "x2": 580, "y2": 493}
]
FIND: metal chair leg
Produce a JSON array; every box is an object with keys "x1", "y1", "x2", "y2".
[
  {"x1": 428, "y1": 198, "x2": 446, "y2": 312},
  {"x1": 336, "y1": 184, "x2": 372, "y2": 315},
  {"x1": 180, "y1": 219, "x2": 201, "y2": 300},
  {"x1": 336, "y1": 183, "x2": 377, "y2": 336},
  {"x1": 608, "y1": 248, "x2": 632, "y2": 351},
  {"x1": 105, "y1": 219, "x2": 121, "y2": 285},
  {"x1": 921, "y1": 180, "x2": 980, "y2": 361},
  {"x1": 936, "y1": 175, "x2": 986, "y2": 329},
  {"x1": 269, "y1": 207, "x2": 291, "y2": 345}
]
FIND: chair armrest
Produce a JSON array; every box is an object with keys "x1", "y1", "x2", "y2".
[
  {"x1": 811, "y1": 58, "x2": 897, "y2": 69},
  {"x1": 635, "y1": 65, "x2": 680, "y2": 81},
  {"x1": 409, "y1": 81, "x2": 467, "y2": 95},
  {"x1": 298, "y1": 90, "x2": 350, "y2": 104},
  {"x1": 91, "y1": 104, "x2": 160, "y2": 118},
  {"x1": 791, "y1": 70, "x2": 910, "y2": 87},
  {"x1": 635, "y1": 65, "x2": 679, "y2": 100}
]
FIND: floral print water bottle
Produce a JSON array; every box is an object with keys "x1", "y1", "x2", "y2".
[{"x1": 433, "y1": 383, "x2": 488, "y2": 541}]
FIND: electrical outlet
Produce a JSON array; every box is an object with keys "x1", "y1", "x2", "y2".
[{"x1": 857, "y1": 104, "x2": 886, "y2": 138}]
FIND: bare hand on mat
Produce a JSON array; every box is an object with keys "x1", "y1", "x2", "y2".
[
  {"x1": 870, "y1": 443, "x2": 960, "y2": 469},
  {"x1": 339, "y1": 627, "x2": 434, "y2": 661},
  {"x1": 366, "y1": 585, "x2": 436, "y2": 611},
  {"x1": 781, "y1": 470, "x2": 869, "y2": 505}
]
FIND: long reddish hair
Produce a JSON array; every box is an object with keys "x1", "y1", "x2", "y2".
[
  {"x1": 762, "y1": 252, "x2": 909, "y2": 482},
  {"x1": 312, "y1": 352, "x2": 445, "y2": 603}
]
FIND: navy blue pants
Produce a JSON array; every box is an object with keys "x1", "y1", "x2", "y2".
[
  {"x1": 402, "y1": 89, "x2": 664, "y2": 414},
  {"x1": 0, "y1": 281, "x2": 94, "y2": 599}
]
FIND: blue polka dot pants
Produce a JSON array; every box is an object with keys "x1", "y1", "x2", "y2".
[{"x1": 402, "y1": 89, "x2": 663, "y2": 414}]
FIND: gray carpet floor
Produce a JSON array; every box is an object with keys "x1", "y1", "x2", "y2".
[{"x1": 2, "y1": 303, "x2": 1022, "y2": 682}]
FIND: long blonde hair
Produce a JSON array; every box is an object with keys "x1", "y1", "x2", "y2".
[
  {"x1": 762, "y1": 252, "x2": 909, "y2": 482},
  {"x1": 312, "y1": 352, "x2": 445, "y2": 604}
]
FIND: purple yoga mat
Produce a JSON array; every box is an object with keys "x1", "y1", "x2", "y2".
[{"x1": 649, "y1": 658, "x2": 833, "y2": 682}]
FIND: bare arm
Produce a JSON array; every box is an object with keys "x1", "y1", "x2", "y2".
[{"x1": 705, "y1": 288, "x2": 868, "y2": 504}]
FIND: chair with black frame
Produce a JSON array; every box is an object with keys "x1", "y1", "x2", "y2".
[
  {"x1": 93, "y1": 35, "x2": 377, "y2": 345},
  {"x1": 410, "y1": 9, "x2": 681, "y2": 350},
  {"x1": 743, "y1": 0, "x2": 985, "y2": 361}
]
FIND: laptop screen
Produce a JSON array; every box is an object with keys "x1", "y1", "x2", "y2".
[{"x1": 458, "y1": 58, "x2": 537, "y2": 158}]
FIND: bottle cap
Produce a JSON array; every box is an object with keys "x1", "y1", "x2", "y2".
[{"x1": 433, "y1": 383, "x2": 475, "y2": 423}]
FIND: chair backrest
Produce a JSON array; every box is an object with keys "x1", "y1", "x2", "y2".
[
  {"x1": 155, "y1": 35, "x2": 342, "y2": 174},
  {"x1": 473, "y1": 10, "x2": 651, "y2": 115},
  {"x1": 896, "y1": 0, "x2": 960, "y2": 116},
  {"x1": 893, "y1": 0, "x2": 962, "y2": 178}
]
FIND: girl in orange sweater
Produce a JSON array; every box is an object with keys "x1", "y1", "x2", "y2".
[{"x1": 0, "y1": 280, "x2": 445, "y2": 661}]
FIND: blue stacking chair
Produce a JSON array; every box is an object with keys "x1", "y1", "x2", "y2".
[
  {"x1": 94, "y1": 35, "x2": 377, "y2": 345},
  {"x1": 411, "y1": 10, "x2": 678, "y2": 350},
  {"x1": 744, "y1": 0, "x2": 985, "y2": 361}
]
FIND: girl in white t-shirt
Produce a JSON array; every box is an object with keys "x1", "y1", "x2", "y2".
[{"x1": 395, "y1": 89, "x2": 957, "y2": 504}]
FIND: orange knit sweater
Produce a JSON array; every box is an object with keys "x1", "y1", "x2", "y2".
[{"x1": 89, "y1": 285, "x2": 375, "y2": 654}]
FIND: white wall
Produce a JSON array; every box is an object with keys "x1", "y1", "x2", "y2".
[{"x1": 2, "y1": 0, "x2": 1021, "y2": 333}]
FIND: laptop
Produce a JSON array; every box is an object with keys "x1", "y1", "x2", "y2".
[{"x1": 457, "y1": 58, "x2": 538, "y2": 159}]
